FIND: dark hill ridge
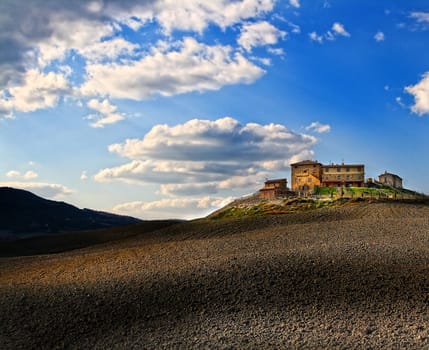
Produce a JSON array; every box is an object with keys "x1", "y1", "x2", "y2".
[{"x1": 0, "y1": 187, "x2": 142, "y2": 239}]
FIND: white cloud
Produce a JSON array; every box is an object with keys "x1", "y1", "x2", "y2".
[
  {"x1": 287, "y1": 22, "x2": 301, "y2": 34},
  {"x1": 80, "y1": 171, "x2": 88, "y2": 180},
  {"x1": 6, "y1": 171, "x2": 20, "y2": 179},
  {"x1": 410, "y1": 12, "x2": 429, "y2": 24},
  {"x1": 405, "y1": 72, "x2": 429, "y2": 115},
  {"x1": 305, "y1": 122, "x2": 331, "y2": 133},
  {"x1": 113, "y1": 196, "x2": 234, "y2": 220},
  {"x1": 81, "y1": 38, "x2": 265, "y2": 99},
  {"x1": 396, "y1": 96, "x2": 405, "y2": 108},
  {"x1": 6, "y1": 170, "x2": 39, "y2": 180},
  {"x1": 309, "y1": 32, "x2": 324, "y2": 43},
  {"x1": 309, "y1": 22, "x2": 350, "y2": 43},
  {"x1": 238, "y1": 21, "x2": 286, "y2": 52},
  {"x1": 0, "y1": 181, "x2": 72, "y2": 198},
  {"x1": 374, "y1": 31, "x2": 385, "y2": 42},
  {"x1": 126, "y1": 0, "x2": 275, "y2": 34},
  {"x1": 86, "y1": 98, "x2": 124, "y2": 128},
  {"x1": 0, "y1": 69, "x2": 70, "y2": 117},
  {"x1": 36, "y1": 16, "x2": 116, "y2": 67},
  {"x1": 267, "y1": 47, "x2": 285, "y2": 56},
  {"x1": 78, "y1": 37, "x2": 139, "y2": 63},
  {"x1": 289, "y1": 0, "x2": 300, "y2": 9},
  {"x1": 23, "y1": 171, "x2": 38, "y2": 180},
  {"x1": 332, "y1": 22, "x2": 350, "y2": 37},
  {"x1": 94, "y1": 117, "x2": 317, "y2": 197},
  {"x1": 0, "y1": 0, "x2": 276, "y2": 92}
]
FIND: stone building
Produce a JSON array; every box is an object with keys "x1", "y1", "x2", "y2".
[
  {"x1": 291, "y1": 160, "x2": 365, "y2": 192},
  {"x1": 378, "y1": 171, "x2": 403, "y2": 188},
  {"x1": 321, "y1": 163, "x2": 365, "y2": 188},
  {"x1": 259, "y1": 178, "x2": 289, "y2": 199},
  {"x1": 290, "y1": 160, "x2": 322, "y2": 192}
]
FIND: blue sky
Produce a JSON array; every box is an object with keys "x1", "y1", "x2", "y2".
[{"x1": 0, "y1": 0, "x2": 428, "y2": 219}]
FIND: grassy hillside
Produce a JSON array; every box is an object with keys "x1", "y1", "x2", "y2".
[{"x1": 208, "y1": 190, "x2": 429, "y2": 220}]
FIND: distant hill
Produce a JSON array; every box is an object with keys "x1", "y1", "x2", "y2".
[{"x1": 0, "y1": 187, "x2": 142, "y2": 239}]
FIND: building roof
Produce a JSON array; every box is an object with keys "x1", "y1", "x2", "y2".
[
  {"x1": 322, "y1": 164, "x2": 365, "y2": 168},
  {"x1": 264, "y1": 178, "x2": 287, "y2": 184},
  {"x1": 290, "y1": 160, "x2": 321, "y2": 166},
  {"x1": 379, "y1": 171, "x2": 402, "y2": 180}
]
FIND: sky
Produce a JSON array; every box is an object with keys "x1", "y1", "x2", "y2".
[{"x1": 0, "y1": 0, "x2": 429, "y2": 219}]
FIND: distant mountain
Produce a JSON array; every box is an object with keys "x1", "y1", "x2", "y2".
[{"x1": 0, "y1": 187, "x2": 142, "y2": 239}]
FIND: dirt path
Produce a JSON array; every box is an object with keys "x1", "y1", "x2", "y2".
[{"x1": 1, "y1": 203, "x2": 429, "y2": 349}]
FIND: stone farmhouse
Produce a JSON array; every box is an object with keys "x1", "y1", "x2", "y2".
[
  {"x1": 259, "y1": 178, "x2": 290, "y2": 200},
  {"x1": 258, "y1": 159, "x2": 404, "y2": 199},
  {"x1": 290, "y1": 160, "x2": 365, "y2": 192},
  {"x1": 378, "y1": 171, "x2": 403, "y2": 188}
]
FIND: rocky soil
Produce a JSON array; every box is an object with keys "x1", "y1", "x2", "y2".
[{"x1": 1, "y1": 202, "x2": 429, "y2": 349}]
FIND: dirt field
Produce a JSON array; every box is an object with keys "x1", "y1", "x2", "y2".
[{"x1": 2, "y1": 202, "x2": 429, "y2": 349}]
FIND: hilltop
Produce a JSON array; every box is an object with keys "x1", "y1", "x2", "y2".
[{"x1": 208, "y1": 189, "x2": 429, "y2": 220}]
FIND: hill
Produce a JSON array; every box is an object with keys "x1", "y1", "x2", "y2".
[
  {"x1": 2, "y1": 201, "x2": 429, "y2": 348},
  {"x1": 208, "y1": 193, "x2": 429, "y2": 220},
  {"x1": 0, "y1": 187, "x2": 142, "y2": 239}
]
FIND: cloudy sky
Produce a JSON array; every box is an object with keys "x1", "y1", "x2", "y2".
[{"x1": 1, "y1": 0, "x2": 428, "y2": 219}]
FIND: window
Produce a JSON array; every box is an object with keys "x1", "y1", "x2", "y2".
[
  {"x1": 346, "y1": 167, "x2": 350, "y2": 172},
  {"x1": 337, "y1": 167, "x2": 341, "y2": 172},
  {"x1": 337, "y1": 175, "x2": 341, "y2": 180}
]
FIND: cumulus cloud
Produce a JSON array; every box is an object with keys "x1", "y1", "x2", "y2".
[
  {"x1": 6, "y1": 170, "x2": 39, "y2": 180},
  {"x1": 80, "y1": 171, "x2": 88, "y2": 180},
  {"x1": 332, "y1": 22, "x2": 350, "y2": 37},
  {"x1": 374, "y1": 31, "x2": 385, "y2": 42},
  {"x1": 94, "y1": 117, "x2": 317, "y2": 196},
  {"x1": 238, "y1": 21, "x2": 286, "y2": 52},
  {"x1": 81, "y1": 38, "x2": 264, "y2": 99},
  {"x1": 0, "y1": 1, "x2": 283, "y2": 122},
  {"x1": 405, "y1": 72, "x2": 429, "y2": 115},
  {"x1": 0, "y1": 69, "x2": 70, "y2": 117},
  {"x1": 309, "y1": 22, "x2": 351, "y2": 43},
  {"x1": 113, "y1": 196, "x2": 234, "y2": 219},
  {"x1": 305, "y1": 122, "x2": 331, "y2": 133},
  {"x1": 125, "y1": 0, "x2": 275, "y2": 34},
  {"x1": 86, "y1": 98, "x2": 124, "y2": 128},
  {"x1": 309, "y1": 32, "x2": 324, "y2": 43},
  {"x1": 289, "y1": 0, "x2": 300, "y2": 9},
  {"x1": 0, "y1": 181, "x2": 72, "y2": 198},
  {"x1": 0, "y1": 0, "x2": 275, "y2": 90}
]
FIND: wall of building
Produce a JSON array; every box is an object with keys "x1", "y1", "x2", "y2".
[
  {"x1": 379, "y1": 174, "x2": 403, "y2": 188},
  {"x1": 291, "y1": 162, "x2": 322, "y2": 192},
  {"x1": 321, "y1": 165, "x2": 365, "y2": 187}
]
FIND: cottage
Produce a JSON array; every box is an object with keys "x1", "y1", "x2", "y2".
[
  {"x1": 378, "y1": 171, "x2": 403, "y2": 188},
  {"x1": 259, "y1": 178, "x2": 289, "y2": 199}
]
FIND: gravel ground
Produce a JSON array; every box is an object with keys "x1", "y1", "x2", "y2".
[{"x1": 1, "y1": 202, "x2": 429, "y2": 349}]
